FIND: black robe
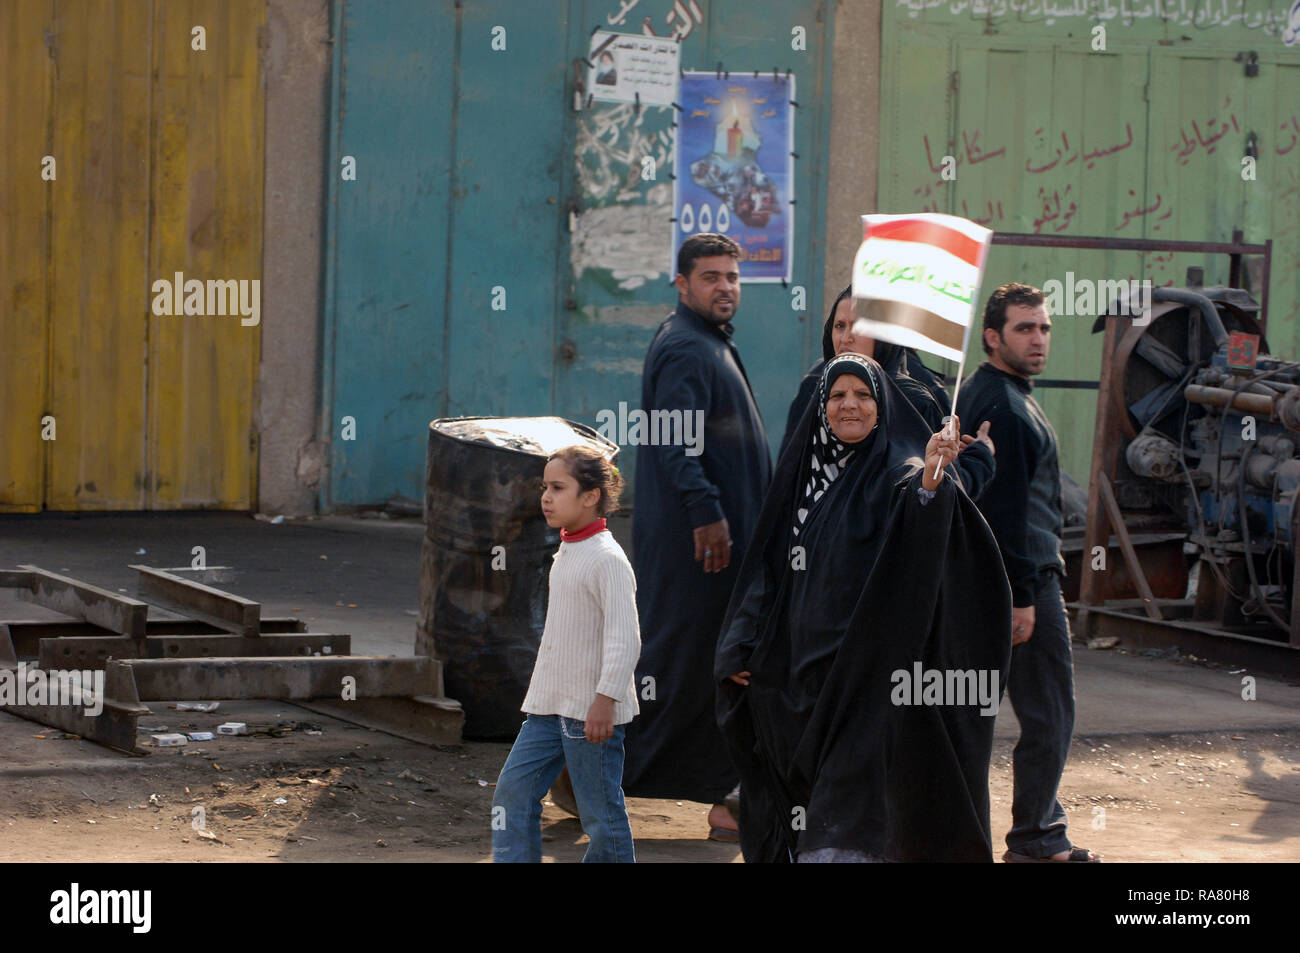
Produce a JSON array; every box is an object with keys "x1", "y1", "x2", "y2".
[
  {"x1": 625, "y1": 301, "x2": 772, "y2": 803},
  {"x1": 778, "y1": 288, "x2": 990, "y2": 499},
  {"x1": 715, "y1": 358, "x2": 1011, "y2": 862}
]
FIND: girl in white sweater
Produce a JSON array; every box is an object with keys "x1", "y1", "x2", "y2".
[{"x1": 491, "y1": 446, "x2": 641, "y2": 862}]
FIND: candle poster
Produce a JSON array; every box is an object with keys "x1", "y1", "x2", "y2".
[{"x1": 672, "y1": 71, "x2": 795, "y2": 283}]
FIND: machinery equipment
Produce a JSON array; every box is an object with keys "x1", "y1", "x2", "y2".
[{"x1": 1079, "y1": 283, "x2": 1300, "y2": 668}]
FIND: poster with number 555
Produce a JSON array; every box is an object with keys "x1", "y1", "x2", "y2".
[{"x1": 672, "y1": 72, "x2": 794, "y2": 283}]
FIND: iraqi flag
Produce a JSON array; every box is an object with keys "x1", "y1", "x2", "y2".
[{"x1": 851, "y1": 213, "x2": 993, "y2": 363}]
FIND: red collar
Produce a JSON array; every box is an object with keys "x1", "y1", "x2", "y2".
[{"x1": 561, "y1": 518, "x2": 607, "y2": 542}]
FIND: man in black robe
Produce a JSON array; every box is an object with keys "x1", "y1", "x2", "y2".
[
  {"x1": 716, "y1": 354, "x2": 1011, "y2": 861},
  {"x1": 623, "y1": 233, "x2": 772, "y2": 837}
]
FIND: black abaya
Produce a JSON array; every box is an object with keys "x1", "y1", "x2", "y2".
[{"x1": 715, "y1": 355, "x2": 1012, "y2": 862}]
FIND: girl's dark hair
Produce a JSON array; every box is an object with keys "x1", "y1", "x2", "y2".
[{"x1": 547, "y1": 446, "x2": 624, "y2": 516}]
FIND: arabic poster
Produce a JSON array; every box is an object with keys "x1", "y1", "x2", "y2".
[
  {"x1": 672, "y1": 72, "x2": 795, "y2": 283},
  {"x1": 587, "y1": 31, "x2": 680, "y2": 107}
]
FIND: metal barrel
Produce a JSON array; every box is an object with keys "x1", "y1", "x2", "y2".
[{"x1": 417, "y1": 416, "x2": 618, "y2": 739}]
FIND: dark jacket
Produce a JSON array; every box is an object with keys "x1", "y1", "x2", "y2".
[{"x1": 956, "y1": 362, "x2": 1066, "y2": 607}]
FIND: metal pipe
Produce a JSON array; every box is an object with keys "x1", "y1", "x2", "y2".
[
  {"x1": 1152, "y1": 287, "x2": 1230, "y2": 348},
  {"x1": 1184, "y1": 384, "x2": 1274, "y2": 415},
  {"x1": 1261, "y1": 238, "x2": 1273, "y2": 333},
  {"x1": 991, "y1": 233, "x2": 1269, "y2": 255}
]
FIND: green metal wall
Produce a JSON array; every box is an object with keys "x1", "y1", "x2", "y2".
[
  {"x1": 323, "y1": 0, "x2": 836, "y2": 506},
  {"x1": 881, "y1": 0, "x2": 1300, "y2": 481}
]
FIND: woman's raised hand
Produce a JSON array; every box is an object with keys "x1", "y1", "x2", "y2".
[{"x1": 923, "y1": 415, "x2": 961, "y2": 491}]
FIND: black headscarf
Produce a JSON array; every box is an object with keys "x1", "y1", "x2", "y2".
[
  {"x1": 780, "y1": 287, "x2": 954, "y2": 459},
  {"x1": 715, "y1": 354, "x2": 1012, "y2": 863},
  {"x1": 793, "y1": 354, "x2": 879, "y2": 538},
  {"x1": 820, "y1": 285, "x2": 911, "y2": 380}
]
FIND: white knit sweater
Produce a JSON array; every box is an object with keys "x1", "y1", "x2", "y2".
[{"x1": 521, "y1": 530, "x2": 641, "y2": 725}]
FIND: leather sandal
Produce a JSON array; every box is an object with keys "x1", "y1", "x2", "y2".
[
  {"x1": 1003, "y1": 846, "x2": 1101, "y2": 863},
  {"x1": 708, "y1": 826, "x2": 740, "y2": 843}
]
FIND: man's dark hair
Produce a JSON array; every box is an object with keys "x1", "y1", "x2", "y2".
[
  {"x1": 677, "y1": 233, "x2": 741, "y2": 279},
  {"x1": 982, "y1": 282, "x2": 1046, "y2": 354}
]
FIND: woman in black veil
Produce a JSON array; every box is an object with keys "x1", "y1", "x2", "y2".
[
  {"x1": 715, "y1": 353, "x2": 1012, "y2": 862},
  {"x1": 779, "y1": 286, "x2": 995, "y2": 500},
  {"x1": 779, "y1": 285, "x2": 957, "y2": 456}
]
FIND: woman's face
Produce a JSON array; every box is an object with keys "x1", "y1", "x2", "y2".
[
  {"x1": 826, "y1": 372, "x2": 878, "y2": 444},
  {"x1": 831, "y1": 298, "x2": 874, "y2": 358}
]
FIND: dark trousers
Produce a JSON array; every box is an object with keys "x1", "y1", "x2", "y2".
[{"x1": 1005, "y1": 571, "x2": 1076, "y2": 857}]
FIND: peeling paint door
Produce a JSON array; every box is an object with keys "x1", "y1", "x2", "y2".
[
  {"x1": 0, "y1": 0, "x2": 54, "y2": 511},
  {"x1": 556, "y1": 0, "x2": 836, "y2": 486},
  {"x1": 880, "y1": 30, "x2": 1287, "y2": 482},
  {"x1": 881, "y1": 9, "x2": 1300, "y2": 485},
  {"x1": 0, "y1": 0, "x2": 264, "y2": 512},
  {"x1": 1243, "y1": 55, "x2": 1300, "y2": 352},
  {"x1": 323, "y1": 0, "x2": 567, "y2": 506},
  {"x1": 322, "y1": 0, "x2": 835, "y2": 506}
]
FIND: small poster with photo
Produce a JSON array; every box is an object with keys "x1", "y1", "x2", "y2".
[{"x1": 586, "y1": 31, "x2": 679, "y2": 107}]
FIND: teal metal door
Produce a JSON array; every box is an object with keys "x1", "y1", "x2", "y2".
[
  {"x1": 557, "y1": 0, "x2": 837, "y2": 488},
  {"x1": 324, "y1": 0, "x2": 836, "y2": 506}
]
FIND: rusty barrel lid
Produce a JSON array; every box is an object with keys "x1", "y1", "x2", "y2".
[{"x1": 429, "y1": 416, "x2": 618, "y2": 461}]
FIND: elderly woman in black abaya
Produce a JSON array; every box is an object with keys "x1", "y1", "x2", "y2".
[
  {"x1": 779, "y1": 286, "x2": 996, "y2": 500},
  {"x1": 779, "y1": 285, "x2": 956, "y2": 454},
  {"x1": 715, "y1": 353, "x2": 1012, "y2": 862}
]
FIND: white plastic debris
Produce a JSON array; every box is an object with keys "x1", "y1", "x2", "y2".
[
  {"x1": 173, "y1": 701, "x2": 220, "y2": 712},
  {"x1": 217, "y1": 722, "x2": 248, "y2": 736},
  {"x1": 152, "y1": 734, "x2": 187, "y2": 747}
]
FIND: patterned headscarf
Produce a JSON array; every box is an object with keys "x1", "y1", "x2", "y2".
[{"x1": 793, "y1": 354, "x2": 881, "y2": 537}]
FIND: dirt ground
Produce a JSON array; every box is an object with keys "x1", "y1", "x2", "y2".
[{"x1": 1, "y1": 698, "x2": 1295, "y2": 862}]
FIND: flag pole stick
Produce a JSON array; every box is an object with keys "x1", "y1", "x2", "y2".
[{"x1": 932, "y1": 315, "x2": 976, "y2": 481}]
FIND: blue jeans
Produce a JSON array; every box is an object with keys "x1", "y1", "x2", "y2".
[
  {"x1": 1005, "y1": 571, "x2": 1077, "y2": 857},
  {"x1": 492, "y1": 714, "x2": 635, "y2": 863}
]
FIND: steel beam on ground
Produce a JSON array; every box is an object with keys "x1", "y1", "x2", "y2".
[
  {"x1": 125, "y1": 655, "x2": 444, "y2": 701},
  {"x1": 37, "y1": 633, "x2": 352, "y2": 669},
  {"x1": 2, "y1": 617, "x2": 308, "y2": 660},
  {"x1": 1069, "y1": 603, "x2": 1300, "y2": 677},
  {"x1": 298, "y1": 696, "x2": 464, "y2": 746},
  {"x1": 131, "y1": 565, "x2": 260, "y2": 637},
  {"x1": 18, "y1": 566, "x2": 148, "y2": 638},
  {"x1": 0, "y1": 642, "x2": 149, "y2": 755}
]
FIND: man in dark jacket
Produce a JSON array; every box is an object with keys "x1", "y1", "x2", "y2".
[
  {"x1": 956, "y1": 282, "x2": 1100, "y2": 863},
  {"x1": 623, "y1": 233, "x2": 772, "y2": 839}
]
